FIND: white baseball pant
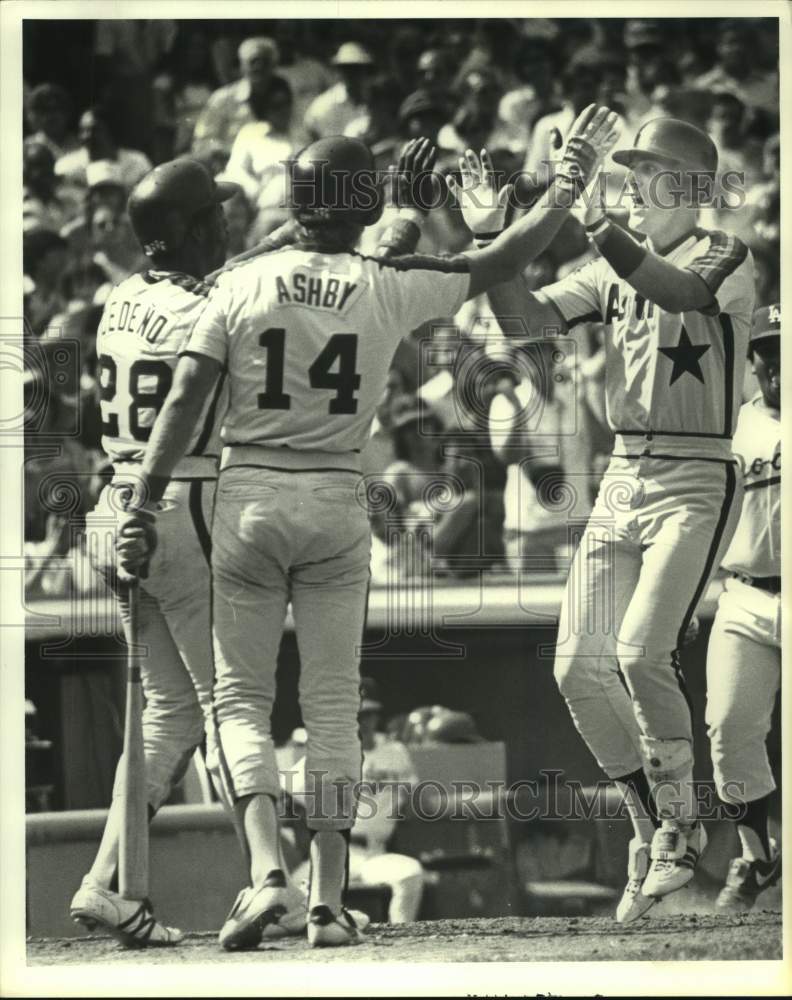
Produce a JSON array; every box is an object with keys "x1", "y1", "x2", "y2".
[
  {"x1": 706, "y1": 577, "x2": 781, "y2": 804},
  {"x1": 86, "y1": 475, "x2": 226, "y2": 810},
  {"x1": 553, "y1": 454, "x2": 743, "y2": 780},
  {"x1": 210, "y1": 465, "x2": 371, "y2": 830}
]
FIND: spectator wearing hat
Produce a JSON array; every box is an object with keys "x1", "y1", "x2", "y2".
[
  {"x1": 343, "y1": 76, "x2": 403, "y2": 166},
  {"x1": 304, "y1": 42, "x2": 374, "y2": 141},
  {"x1": 438, "y1": 68, "x2": 513, "y2": 158},
  {"x1": 695, "y1": 21, "x2": 778, "y2": 114},
  {"x1": 499, "y1": 31, "x2": 560, "y2": 154},
  {"x1": 621, "y1": 19, "x2": 671, "y2": 127},
  {"x1": 25, "y1": 83, "x2": 79, "y2": 160},
  {"x1": 192, "y1": 36, "x2": 287, "y2": 153},
  {"x1": 23, "y1": 141, "x2": 83, "y2": 234},
  {"x1": 55, "y1": 105, "x2": 152, "y2": 191},
  {"x1": 289, "y1": 679, "x2": 425, "y2": 923},
  {"x1": 415, "y1": 48, "x2": 455, "y2": 100}
]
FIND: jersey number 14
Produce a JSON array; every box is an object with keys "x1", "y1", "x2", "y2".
[{"x1": 258, "y1": 328, "x2": 361, "y2": 415}]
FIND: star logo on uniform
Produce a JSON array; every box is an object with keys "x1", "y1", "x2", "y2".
[{"x1": 658, "y1": 326, "x2": 711, "y2": 385}]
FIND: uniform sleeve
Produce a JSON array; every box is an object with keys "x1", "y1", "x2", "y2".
[
  {"x1": 685, "y1": 232, "x2": 753, "y2": 316},
  {"x1": 535, "y1": 258, "x2": 605, "y2": 331},
  {"x1": 374, "y1": 255, "x2": 471, "y2": 334},
  {"x1": 181, "y1": 277, "x2": 231, "y2": 364}
]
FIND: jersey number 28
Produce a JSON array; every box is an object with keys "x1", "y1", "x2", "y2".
[
  {"x1": 98, "y1": 354, "x2": 173, "y2": 441},
  {"x1": 257, "y1": 328, "x2": 361, "y2": 415}
]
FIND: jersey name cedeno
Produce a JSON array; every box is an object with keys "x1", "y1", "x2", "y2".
[
  {"x1": 103, "y1": 298, "x2": 171, "y2": 344},
  {"x1": 275, "y1": 272, "x2": 358, "y2": 312}
]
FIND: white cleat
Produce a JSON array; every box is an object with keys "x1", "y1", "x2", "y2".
[
  {"x1": 616, "y1": 838, "x2": 656, "y2": 923},
  {"x1": 261, "y1": 897, "x2": 370, "y2": 940},
  {"x1": 219, "y1": 870, "x2": 305, "y2": 951},
  {"x1": 642, "y1": 821, "x2": 708, "y2": 899},
  {"x1": 307, "y1": 904, "x2": 365, "y2": 948},
  {"x1": 70, "y1": 877, "x2": 184, "y2": 948}
]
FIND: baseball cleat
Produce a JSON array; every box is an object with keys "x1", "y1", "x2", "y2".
[
  {"x1": 642, "y1": 820, "x2": 707, "y2": 899},
  {"x1": 70, "y1": 877, "x2": 184, "y2": 948},
  {"x1": 218, "y1": 869, "x2": 303, "y2": 951},
  {"x1": 616, "y1": 837, "x2": 656, "y2": 923},
  {"x1": 307, "y1": 904, "x2": 365, "y2": 948},
  {"x1": 716, "y1": 843, "x2": 781, "y2": 913},
  {"x1": 261, "y1": 900, "x2": 370, "y2": 940}
]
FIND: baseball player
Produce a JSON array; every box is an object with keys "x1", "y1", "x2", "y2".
[
  {"x1": 705, "y1": 303, "x2": 781, "y2": 911},
  {"x1": 69, "y1": 158, "x2": 240, "y2": 947},
  {"x1": 116, "y1": 107, "x2": 618, "y2": 948},
  {"x1": 456, "y1": 117, "x2": 755, "y2": 921}
]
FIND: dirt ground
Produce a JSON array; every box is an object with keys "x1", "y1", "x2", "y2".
[{"x1": 27, "y1": 909, "x2": 782, "y2": 965}]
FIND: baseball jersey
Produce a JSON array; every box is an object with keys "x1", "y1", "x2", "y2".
[
  {"x1": 537, "y1": 228, "x2": 755, "y2": 457},
  {"x1": 721, "y1": 395, "x2": 780, "y2": 578},
  {"x1": 185, "y1": 247, "x2": 470, "y2": 454},
  {"x1": 96, "y1": 270, "x2": 226, "y2": 477}
]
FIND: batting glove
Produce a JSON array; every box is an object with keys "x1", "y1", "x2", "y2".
[
  {"x1": 116, "y1": 504, "x2": 158, "y2": 584},
  {"x1": 389, "y1": 136, "x2": 438, "y2": 214},
  {"x1": 555, "y1": 104, "x2": 620, "y2": 203},
  {"x1": 447, "y1": 148, "x2": 514, "y2": 246}
]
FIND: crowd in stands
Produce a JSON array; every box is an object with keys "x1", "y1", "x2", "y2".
[{"x1": 22, "y1": 17, "x2": 780, "y2": 593}]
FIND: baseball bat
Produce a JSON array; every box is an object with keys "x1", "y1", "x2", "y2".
[{"x1": 118, "y1": 579, "x2": 149, "y2": 900}]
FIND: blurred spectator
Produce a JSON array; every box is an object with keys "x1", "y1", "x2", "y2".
[
  {"x1": 695, "y1": 20, "x2": 778, "y2": 114},
  {"x1": 344, "y1": 76, "x2": 402, "y2": 165},
  {"x1": 415, "y1": 48, "x2": 455, "y2": 98},
  {"x1": 304, "y1": 42, "x2": 374, "y2": 140},
  {"x1": 221, "y1": 77, "x2": 295, "y2": 209},
  {"x1": 499, "y1": 31, "x2": 560, "y2": 153},
  {"x1": 192, "y1": 36, "x2": 285, "y2": 154},
  {"x1": 25, "y1": 83, "x2": 78, "y2": 159},
  {"x1": 61, "y1": 161, "x2": 148, "y2": 285},
  {"x1": 707, "y1": 91, "x2": 763, "y2": 200},
  {"x1": 438, "y1": 68, "x2": 512, "y2": 157},
  {"x1": 222, "y1": 189, "x2": 257, "y2": 257},
  {"x1": 488, "y1": 343, "x2": 591, "y2": 575},
  {"x1": 741, "y1": 133, "x2": 780, "y2": 304},
  {"x1": 23, "y1": 228, "x2": 69, "y2": 336},
  {"x1": 388, "y1": 26, "x2": 425, "y2": 100},
  {"x1": 152, "y1": 27, "x2": 218, "y2": 157},
  {"x1": 275, "y1": 24, "x2": 336, "y2": 147},
  {"x1": 55, "y1": 105, "x2": 152, "y2": 190},
  {"x1": 23, "y1": 141, "x2": 82, "y2": 233},
  {"x1": 522, "y1": 47, "x2": 627, "y2": 197}
]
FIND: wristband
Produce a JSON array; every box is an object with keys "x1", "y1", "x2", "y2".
[
  {"x1": 474, "y1": 229, "x2": 504, "y2": 249},
  {"x1": 590, "y1": 220, "x2": 647, "y2": 279},
  {"x1": 584, "y1": 216, "x2": 609, "y2": 238},
  {"x1": 377, "y1": 217, "x2": 422, "y2": 255}
]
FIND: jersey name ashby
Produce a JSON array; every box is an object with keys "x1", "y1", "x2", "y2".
[
  {"x1": 103, "y1": 298, "x2": 171, "y2": 343},
  {"x1": 275, "y1": 272, "x2": 358, "y2": 311}
]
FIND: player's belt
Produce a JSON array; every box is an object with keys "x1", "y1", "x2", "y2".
[
  {"x1": 732, "y1": 572, "x2": 781, "y2": 595},
  {"x1": 111, "y1": 456, "x2": 219, "y2": 480},
  {"x1": 221, "y1": 444, "x2": 362, "y2": 475},
  {"x1": 612, "y1": 432, "x2": 734, "y2": 462}
]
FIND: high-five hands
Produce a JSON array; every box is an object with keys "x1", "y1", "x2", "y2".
[
  {"x1": 389, "y1": 136, "x2": 438, "y2": 212},
  {"x1": 451, "y1": 104, "x2": 620, "y2": 237},
  {"x1": 447, "y1": 148, "x2": 514, "y2": 242}
]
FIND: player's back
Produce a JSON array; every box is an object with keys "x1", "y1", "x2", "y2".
[
  {"x1": 186, "y1": 246, "x2": 470, "y2": 459},
  {"x1": 97, "y1": 270, "x2": 225, "y2": 476}
]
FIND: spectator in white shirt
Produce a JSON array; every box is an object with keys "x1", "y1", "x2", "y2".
[
  {"x1": 695, "y1": 20, "x2": 778, "y2": 114},
  {"x1": 25, "y1": 83, "x2": 79, "y2": 161},
  {"x1": 192, "y1": 36, "x2": 287, "y2": 154},
  {"x1": 304, "y1": 42, "x2": 373, "y2": 141},
  {"x1": 55, "y1": 106, "x2": 152, "y2": 191}
]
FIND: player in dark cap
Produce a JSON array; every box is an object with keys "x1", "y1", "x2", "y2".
[{"x1": 705, "y1": 303, "x2": 781, "y2": 912}]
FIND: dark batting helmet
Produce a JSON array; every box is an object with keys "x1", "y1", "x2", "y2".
[
  {"x1": 748, "y1": 303, "x2": 780, "y2": 357},
  {"x1": 128, "y1": 158, "x2": 240, "y2": 257},
  {"x1": 288, "y1": 136, "x2": 384, "y2": 228},
  {"x1": 613, "y1": 117, "x2": 718, "y2": 174}
]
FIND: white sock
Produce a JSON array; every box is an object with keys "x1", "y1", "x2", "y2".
[{"x1": 737, "y1": 824, "x2": 769, "y2": 862}]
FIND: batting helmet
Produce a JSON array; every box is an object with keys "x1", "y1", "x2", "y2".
[
  {"x1": 128, "y1": 158, "x2": 239, "y2": 257},
  {"x1": 288, "y1": 136, "x2": 384, "y2": 228},
  {"x1": 613, "y1": 117, "x2": 718, "y2": 174}
]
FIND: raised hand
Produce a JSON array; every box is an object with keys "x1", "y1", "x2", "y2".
[
  {"x1": 555, "y1": 104, "x2": 620, "y2": 200},
  {"x1": 390, "y1": 136, "x2": 438, "y2": 212},
  {"x1": 447, "y1": 148, "x2": 514, "y2": 240}
]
